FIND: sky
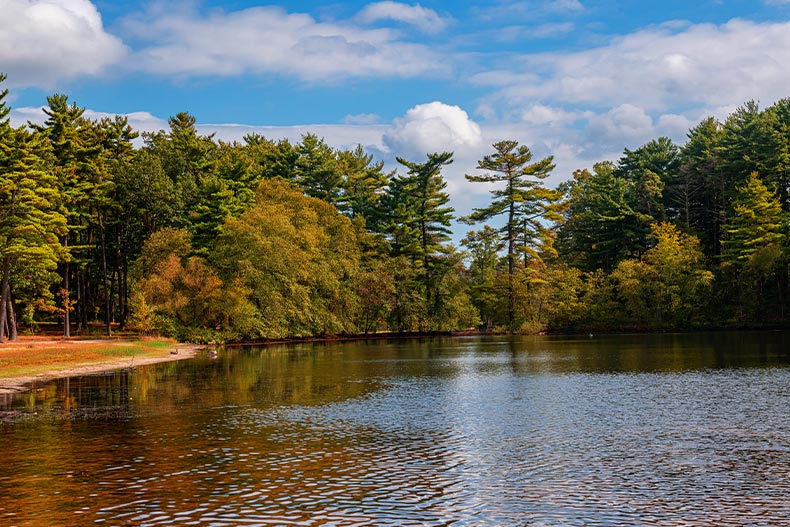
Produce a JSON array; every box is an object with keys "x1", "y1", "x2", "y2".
[{"x1": 4, "y1": 0, "x2": 790, "y2": 217}]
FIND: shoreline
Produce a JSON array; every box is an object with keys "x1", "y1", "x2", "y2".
[
  {"x1": 0, "y1": 338, "x2": 204, "y2": 395},
  {"x1": 4, "y1": 326, "x2": 787, "y2": 396}
]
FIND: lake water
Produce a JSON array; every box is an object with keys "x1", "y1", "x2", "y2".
[{"x1": 1, "y1": 332, "x2": 789, "y2": 526}]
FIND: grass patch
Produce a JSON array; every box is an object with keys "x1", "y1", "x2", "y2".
[{"x1": 0, "y1": 338, "x2": 181, "y2": 379}]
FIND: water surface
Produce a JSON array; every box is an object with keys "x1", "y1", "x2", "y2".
[{"x1": 2, "y1": 332, "x2": 789, "y2": 526}]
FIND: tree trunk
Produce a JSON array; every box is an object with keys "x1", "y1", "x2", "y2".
[
  {"x1": 119, "y1": 255, "x2": 128, "y2": 329},
  {"x1": 98, "y1": 212, "x2": 112, "y2": 336},
  {"x1": 75, "y1": 266, "x2": 82, "y2": 332},
  {"x1": 114, "y1": 228, "x2": 123, "y2": 328},
  {"x1": 63, "y1": 237, "x2": 71, "y2": 338},
  {"x1": 507, "y1": 200, "x2": 515, "y2": 333},
  {"x1": 0, "y1": 255, "x2": 9, "y2": 342},
  {"x1": 6, "y1": 281, "x2": 17, "y2": 341}
]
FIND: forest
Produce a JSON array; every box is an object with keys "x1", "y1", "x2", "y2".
[{"x1": 2, "y1": 72, "x2": 790, "y2": 343}]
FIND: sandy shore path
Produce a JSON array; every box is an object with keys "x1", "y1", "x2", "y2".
[{"x1": 0, "y1": 338, "x2": 204, "y2": 395}]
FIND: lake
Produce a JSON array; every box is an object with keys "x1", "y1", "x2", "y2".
[{"x1": 2, "y1": 332, "x2": 789, "y2": 526}]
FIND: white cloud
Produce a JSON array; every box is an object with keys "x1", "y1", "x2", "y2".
[
  {"x1": 549, "y1": 0, "x2": 584, "y2": 12},
  {"x1": 477, "y1": 0, "x2": 584, "y2": 20},
  {"x1": 121, "y1": 5, "x2": 446, "y2": 81},
  {"x1": 656, "y1": 113, "x2": 696, "y2": 141},
  {"x1": 483, "y1": 19, "x2": 790, "y2": 112},
  {"x1": 10, "y1": 106, "x2": 166, "y2": 134},
  {"x1": 197, "y1": 123, "x2": 390, "y2": 152},
  {"x1": 356, "y1": 2, "x2": 451, "y2": 33},
  {"x1": 343, "y1": 113, "x2": 383, "y2": 125},
  {"x1": 521, "y1": 104, "x2": 588, "y2": 124},
  {"x1": 0, "y1": 0, "x2": 126, "y2": 88},
  {"x1": 585, "y1": 104, "x2": 654, "y2": 149},
  {"x1": 481, "y1": 22, "x2": 575, "y2": 43},
  {"x1": 383, "y1": 101, "x2": 483, "y2": 155}
]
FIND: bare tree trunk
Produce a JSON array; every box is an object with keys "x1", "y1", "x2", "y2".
[
  {"x1": 119, "y1": 255, "x2": 128, "y2": 329},
  {"x1": 98, "y1": 212, "x2": 111, "y2": 337},
  {"x1": 0, "y1": 255, "x2": 8, "y2": 342},
  {"x1": 63, "y1": 237, "x2": 70, "y2": 338},
  {"x1": 7, "y1": 282, "x2": 17, "y2": 341},
  {"x1": 75, "y1": 266, "x2": 82, "y2": 333},
  {"x1": 113, "y1": 228, "x2": 122, "y2": 326}
]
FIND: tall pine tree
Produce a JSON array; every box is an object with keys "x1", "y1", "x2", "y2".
[{"x1": 463, "y1": 140, "x2": 559, "y2": 330}]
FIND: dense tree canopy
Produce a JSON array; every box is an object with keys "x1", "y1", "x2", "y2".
[{"x1": 2, "y1": 71, "x2": 790, "y2": 341}]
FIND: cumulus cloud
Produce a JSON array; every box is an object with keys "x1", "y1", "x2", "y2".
[
  {"x1": 0, "y1": 0, "x2": 127, "y2": 87},
  {"x1": 483, "y1": 19, "x2": 790, "y2": 112},
  {"x1": 356, "y1": 2, "x2": 451, "y2": 33},
  {"x1": 383, "y1": 101, "x2": 483, "y2": 155},
  {"x1": 121, "y1": 5, "x2": 446, "y2": 81}
]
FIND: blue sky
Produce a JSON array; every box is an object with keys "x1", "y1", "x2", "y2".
[{"x1": 4, "y1": 0, "x2": 790, "y2": 214}]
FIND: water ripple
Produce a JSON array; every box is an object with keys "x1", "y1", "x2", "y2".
[{"x1": 2, "y1": 336, "x2": 790, "y2": 526}]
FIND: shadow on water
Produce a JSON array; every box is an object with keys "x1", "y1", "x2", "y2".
[{"x1": 1, "y1": 331, "x2": 789, "y2": 526}]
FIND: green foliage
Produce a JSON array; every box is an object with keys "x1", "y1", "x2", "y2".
[
  {"x1": 336, "y1": 145, "x2": 390, "y2": 230},
  {"x1": 615, "y1": 137, "x2": 679, "y2": 221},
  {"x1": 295, "y1": 133, "x2": 342, "y2": 204},
  {"x1": 463, "y1": 140, "x2": 561, "y2": 330},
  {"x1": 722, "y1": 173, "x2": 786, "y2": 265},
  {"x1": 720, "y1": 173, "x2": 788, "y2": 323},
  {"x1": 384, "y1": 152, "x2": 457, "y2": 330},
  {"x1": 7, "y1": 73, "x2": 790, "y2": 338},
  {"x1": 678, "y1": 117, "x2": 726, "y2": 255},
  {"x1": 461, "y1": 225, "x2": 505, "y2": 328},
  {"x1": 213, "y1": 179, "x2": 361, "y2": 338},
  {"x1": 558, "y1": 162, "x2": 649, "y2": 271},
  {"x1": 0, "y1": 92, "x2": 67, "y2": 340},
  {"x1": 612, "y1": 223, "x2": 713, "y2": 328}
]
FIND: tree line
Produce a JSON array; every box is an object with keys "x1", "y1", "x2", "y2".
[{"x1": 2, "y1": 73, "x2": 789, "y2": 342}]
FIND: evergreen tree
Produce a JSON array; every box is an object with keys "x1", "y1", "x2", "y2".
[
  {"x1": 615, "y1": 137, "x2": 680, "y2": 221},
  {"x1": 386, "y1": 152, "x2": 455, "y2": 328},
  {"x1": 722, "y1": 172, "x2": 786, "y2": 264},
  {"x1": 33, "y1": 94, "x2": 101, "y2": 336},
  {"x1": 0, "y1": 122, "x2": 67, "y2": 341},
  {"x1": 754, "y1": 99, "x2": 790, "y2": 210},
  {"x1": 720, "y1": 173, "x2": 787, "y2": 324},
  {"x1": 678, "y1": 117, "x2": 726, "y2": 254},
  {"x1": 559, "y1": 162, "x2": 657, "y2": 271},
  {"x1": 461, "y1": 225, "x2": 505, "y2": 328},
  {"x1": 336, "y1": 145, "x2": 390, "y2": 231},
  {"x1": 463, "y1": 140, "x2": 559, "y2": 330},
  {"x1": 295, "y1": 133, "x2": 341, "y2": 204}
]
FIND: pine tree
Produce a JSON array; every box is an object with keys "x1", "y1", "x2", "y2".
[
  {"x1": 336, "y1": 145, "x2": 390, "y2": 231},
  {"x1": 295, "y1": 133, "x2": 341, "y2": 204},
  {"x1": 384, "y1": 152, "x2": 455, "y2": 329},
  {"x1": 722, "y1": 172, "x2": 786, "y2": 265},
  {"x1": 0, "y1": 118, "x2": 67, "y2": 341},
  {"x1": 463, "y1": 140, "x2": 559, "y2": 330},
  {"x1": 678, "y1": 117, "x2": 726, "y2": 255},
  {"x1": 32, "y1": 94, "x2": 97, "y2": 336}
]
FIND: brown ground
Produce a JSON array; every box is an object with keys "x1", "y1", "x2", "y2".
[{"x1": 0, "y1": 336, "x2": 202, "y2": 395}]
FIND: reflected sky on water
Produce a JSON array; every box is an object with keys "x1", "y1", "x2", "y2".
[{"x1": 2, "y1": 332, "x2": 789, "y2": 526}]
